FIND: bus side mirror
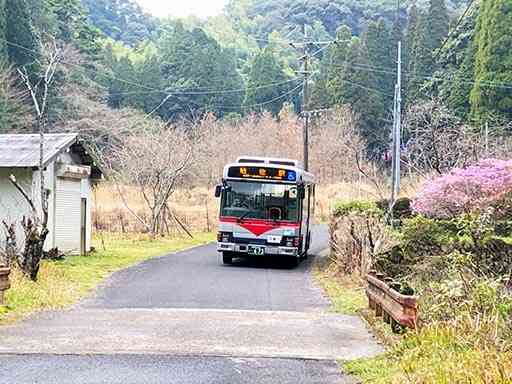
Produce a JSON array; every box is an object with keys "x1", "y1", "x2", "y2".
[
  {"x1": 214, "y1": 185, "x2": 222, "y2": 198},
  {"x1": 298, "y1": 186, "x2": 306, "y2": 200}
]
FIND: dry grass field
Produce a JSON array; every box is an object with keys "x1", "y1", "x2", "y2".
[
  {"x1": 92, "y1": 176, "x2": 424, "y2": 233},
  {"x1": 93, "y1": 184, "x2": 220, "y2": 234}
]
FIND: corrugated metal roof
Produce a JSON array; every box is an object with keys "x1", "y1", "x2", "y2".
[{"x1": 0, "y1": 133, "x2": 78, "y2": 168}]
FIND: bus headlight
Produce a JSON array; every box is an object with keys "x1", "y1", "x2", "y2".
[
  {"x1": 217, "y1": 232, "x2": 232, "y2": 243},
  {"x1": 285, "y1": 237, "x2": 300, "y2": 247}
]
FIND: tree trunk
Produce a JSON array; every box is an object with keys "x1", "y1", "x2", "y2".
[{"x1": 18, "y1": 218, "x2": 48, "y2": 282}]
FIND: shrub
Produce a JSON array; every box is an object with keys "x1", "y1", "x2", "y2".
[
  {"x1": 412, "y1": 158, "x2": 512, "y2": 218},
  {"x1": 332, "y1": 200, "x2": 382, "y2": 217},
  {"x1": 330, "y1": 200, "x2": 393, "y2": 275},
  {"x1": 376, "y1": 197, "x2": 413, "y2": 225}
]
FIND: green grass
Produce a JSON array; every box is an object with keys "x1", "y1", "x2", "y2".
[
  {"x1": 342, "y1": 324, "x2": 512, "y2": 384},
  {"x1": 343, "y1": 354, "x2": 400, "y2": 383},
  {"x1": 315, "y1": 263, "x2": 512, "y2": 383},
  {"x1": 0, "y1": 232, "x2": 214, "y2": 324},
  {"x1": 313, "y1": 266, "x2": 367, "y2": 315}
]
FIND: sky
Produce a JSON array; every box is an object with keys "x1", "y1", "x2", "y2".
[{"x1": 137, "y1": 0, "x2": 228, "y2": 19}]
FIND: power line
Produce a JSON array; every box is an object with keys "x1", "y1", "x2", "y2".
[
  {"x1": 83, "y1": 77, "x2": 301, "y2": 99},
  {"x1": 330, "y1": 61, "x2": 512, "y2": 90},
  {"x1": 0, "y1": 37, "x2": 161, "y2": 92},
  {"x1": 1, "y1": 36, "x2": 290, "y2": 96},
  {"x1": 434, "y1": 0, "x2": 476, "y2": 61},
  {"x1": 221, "y1": 82, "x2": 304, "y2": 110},
  {"x1": 340, "y1": 77, "x2": 395, "y2": 98},
  {"x1": 0, "y1": 36, "x2": 306, "y2": 101}
]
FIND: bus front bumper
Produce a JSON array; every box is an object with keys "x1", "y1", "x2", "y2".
[{"x1": 217, "y1": 242, "x2": 299, "y2": 257}]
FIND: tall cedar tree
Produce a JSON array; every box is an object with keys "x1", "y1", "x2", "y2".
[
  {"x1": 405, "y1": 2, "x2": 420, "y2": 101},
  {"x1": 45, "y1": 0, "x2": 102, "y2": 56},
  {"x1": 81, "y1": 0, "x2": 156, "y2": 46},
  {"x1": 245, "y1": 47, "x2": 289, "y2": 116},
  {"x1": 428, "y1": 0, "x2": 449, "y2": 51},
  {"x1": 363, "y1": 19, "x2": 394, "y2": 97},
  {"x1": 326, "y1": 25, "x2": 352, "y2": 104},
  {"x1": 309, "y1": 57, "x2": 331, "y2": 109},
  {"x1": 5, "y1": 0, "x2": 40, "y2": 68},
  {"x1": 407, "y1": 11, "x2": 431, "y2": 102},
  {"x1": 0, "y1": 0, "x2": 6, "y2": 58},
  {"x1": 470, "y1": 0, "x2": 512, "y2": 121},
  {"x1": 407, "y1": 0, "x2": 449, "y2": 103},
  {"x1": 156, "y1": 23, "x2": 243, "y2": 119},
  {"x1": 434, "y1": 3, "x2": 478, "y2": 118},
  {"x1": 335, "y1": 37, "x2": 387, "y2": 155}
]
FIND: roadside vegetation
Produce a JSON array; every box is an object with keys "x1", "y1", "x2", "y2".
[
  {"x1": 323, "y1": 159, "x2": 512, "y2": 384},
  {"x1": 0, "y1": 233, "x2": 214, "y2": 325},
  {"x1": 314, "y1": 265, "x2": 367, "y2": 316}
]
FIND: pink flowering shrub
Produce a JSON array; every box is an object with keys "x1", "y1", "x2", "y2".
[{"x1": 412, "y1": 159, "x2": 512, "y2": 218}]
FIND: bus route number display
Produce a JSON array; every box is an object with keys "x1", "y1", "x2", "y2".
[{"x1": 228, "y1": 166, "x2": 297, "y2": 182}]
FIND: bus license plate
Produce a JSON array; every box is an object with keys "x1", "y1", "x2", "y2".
[{"x1": 248, "y1": 245, "x2": 265, "y2": 256}]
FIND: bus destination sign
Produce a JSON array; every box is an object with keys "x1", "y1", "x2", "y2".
[{"x1": 228, "y1": 166, "x2": 297, "y2": 182}]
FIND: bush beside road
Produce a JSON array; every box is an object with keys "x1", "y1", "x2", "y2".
[
  {"x1": 322, "y1": 161, "x2": 512, "y2": 383},
  {"x1": 0, "y1": 233, "x2": 214, "y2": 325}
]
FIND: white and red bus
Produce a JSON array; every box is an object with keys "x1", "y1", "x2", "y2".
[{"x1": 214, "y1": 156, "x2": 315, "y2": 266}]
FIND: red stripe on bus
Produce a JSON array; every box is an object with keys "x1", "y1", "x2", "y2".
[{"x1": 219, "y1": 216, "x2": 300, "y2": 236}]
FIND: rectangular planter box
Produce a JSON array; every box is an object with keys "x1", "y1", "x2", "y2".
[{"x1": 366, "y1": 271, "x2": 418, "y2": 330}]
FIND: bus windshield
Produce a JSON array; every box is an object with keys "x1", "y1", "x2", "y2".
[{"x1": 221, "y1": 181, "x2": 300, "y2": 222}]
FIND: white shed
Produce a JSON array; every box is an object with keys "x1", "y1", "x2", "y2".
[{"x1": 0, "y1": 134, "x2": 102, "y2": 255}]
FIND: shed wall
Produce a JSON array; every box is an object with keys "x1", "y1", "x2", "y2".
[{"x1": 0, "y1": 168, "x2": 35, "y2": 251}]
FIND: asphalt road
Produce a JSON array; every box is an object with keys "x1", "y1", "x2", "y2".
[
  {"x1": 81, "y1": 224, "x2": 331, "y2": 311},
  {"x1": 0, "y1": 225, "x2": 381, "y2": 383}
]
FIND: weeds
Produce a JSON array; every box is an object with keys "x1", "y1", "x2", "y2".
[{"x1": 314, "y1": 264, "x2": 367, "y2": 315}]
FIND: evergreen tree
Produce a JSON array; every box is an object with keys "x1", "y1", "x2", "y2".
[
  {"x1": 82, "y1": 0, "x2": 157, "y2": 47},
  {"x1": 407, "y1": 11, "x2": 431, "y2": 103},
  {"x1": 428, "y1": 0, "x2": 449, "y2": 53},
  {"x1": 433, "y1": 3, "x2": 478, "y2": 118},
  {"x1": 155, "y1": 23, "x2": 243, "y2": 119},
  {"x1": 0, "y1": 0, "x2": 6, "y2": 59},
  {"x1": 309, "y1": 57, "x2": 331, "y2": 109},
  {"x1": 5, "y1": 0, "x2": 40, "y2": 68},
  {"x1": 331, "y1": 37, "x2": 387, "y2": 154},
  {"x1": 363, "y1": 19, "x2": 394, "y2": 96},
  {"x1": 448, "y1": 41, "x2": 476, "y2": 117},
  {"x1": 48, "y1": 0, "x2": 86, "y2": 42},
  {"x1": 245, "y1": 47, "x2": 290, "y2": 116},
  {"x1": 470, "y1": 0, "x2": 512, "y2": 121},
  {"x1": 326, "y1": 25, "x2": 352, "y2": 104},
  {"x1": 25, "y1": 0, "x2": 57, "y2": 36},
  {"x1": 405, "y1": 1, "x2": 419, "y2": 93},
  {"x1": 406, "y1": 0, "x2": 449, "y2": 104}
]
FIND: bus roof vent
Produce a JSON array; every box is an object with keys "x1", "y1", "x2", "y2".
[
  {"x1": 235, "y1": 156, "x2": 303, "y2": 168},
  {"x1": 237, "y1": 157, "x2": 265, "y2": 164},
  {"x1": 269, "y1": 160, "x2": 297, "y2": 167}
]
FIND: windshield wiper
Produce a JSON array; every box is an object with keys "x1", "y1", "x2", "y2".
[{"x1": 237, "y1": 211, "x2": 251, "y2": 223}]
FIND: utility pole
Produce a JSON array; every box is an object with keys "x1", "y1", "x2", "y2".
[
  {"x1": 484, "y1": 121, "x2": 489, "y2": 155},
  {"x1": 302, "y1": 24, "x2": 311, "y2": 171},
  {"x1": 289, "y1": 25, "x2": 336, "y2": 171},
  {"x1": 391, "y1": 41, "x2": 402, "y2": 203},
  {"x1": 390, "y1": 0, "x2": 402, "y2": 212}
]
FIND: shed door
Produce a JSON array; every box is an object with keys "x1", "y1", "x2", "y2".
[{"x1": 55, "y1": 178, "x2": 81, "y2": 253}]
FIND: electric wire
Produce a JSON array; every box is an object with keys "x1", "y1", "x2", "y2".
[
  {"x1": 434, "y1": 0, "x2": 477, "y2": 62},
  {"x1": 219, "y1": 82, "x2": 304, "y2": 110},
  {"x1": 0, "y1": 36, "x2": 304, "y2": 97}
]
